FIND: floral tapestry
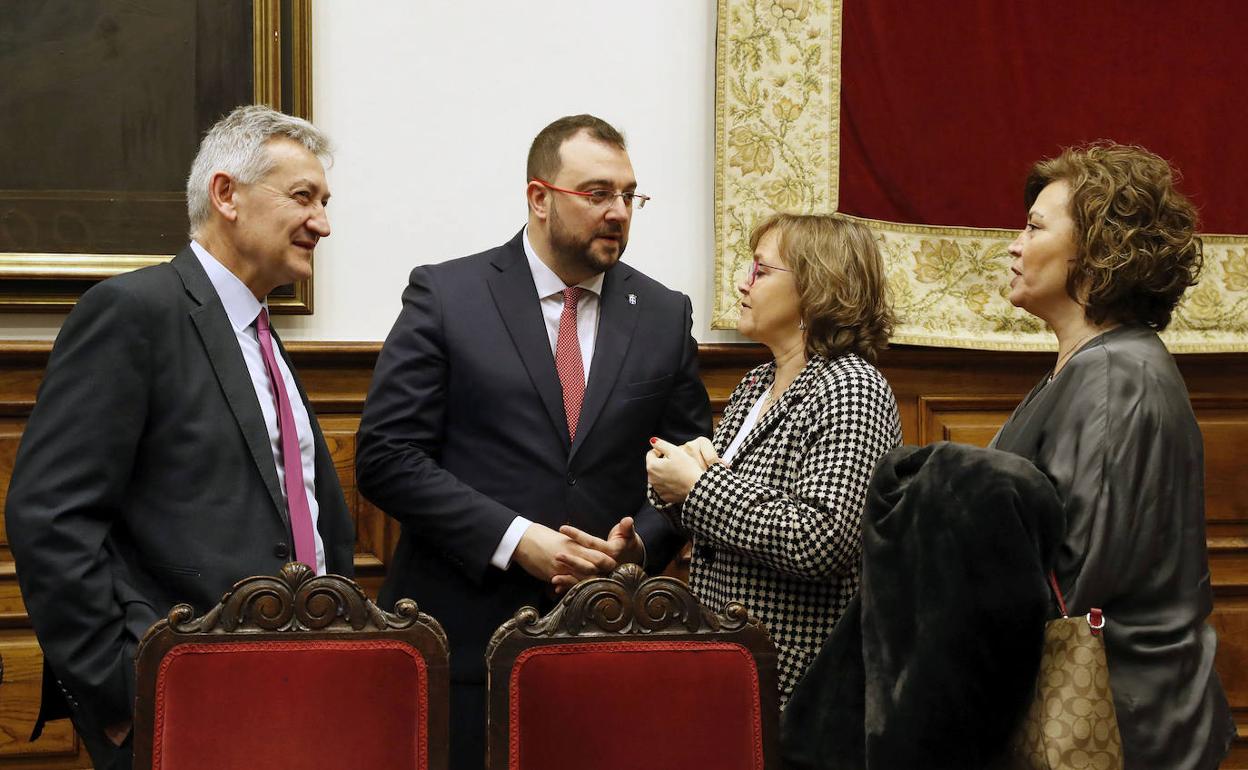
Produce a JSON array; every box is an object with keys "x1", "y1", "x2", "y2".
[{"x1": 713, "y1": 0, "x2": 1248, "y2": 352}]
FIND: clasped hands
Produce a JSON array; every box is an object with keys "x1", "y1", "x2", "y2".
[
  {"x1": 516, "y1": 516, "x2": 644, "y2": 595},
  {"x1": 515, "y1": 436, "x2": 719, "y2": 595},
  {"x1": 647, "y1": 435, "x2": 719, "y2": 504}
]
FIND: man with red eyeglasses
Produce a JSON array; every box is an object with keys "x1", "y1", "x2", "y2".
[{"x1": 356, "y1": 114, "x2": 711, "y2": 770}]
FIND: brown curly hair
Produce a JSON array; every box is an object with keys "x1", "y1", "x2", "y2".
[
  {"x1": 749, "y1": 213, "x2": 895, "y2": 363},
  {"x1": 1024, "y1": 143, "x2": 1202, "y2": 330}
]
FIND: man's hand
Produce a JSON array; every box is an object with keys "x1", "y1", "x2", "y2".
[
  {"x1": 560, "y1": 516, "x2": 643, "y2": 564},
  {"x1": 104, "y1": 719, "x2": 132, "y2": 748},
  {"x1": 551, "y1": 516, "x2": 644, "y2": 594},
  {"x1": 513, "y1": 522, "x2": 617, "y2": 583}
]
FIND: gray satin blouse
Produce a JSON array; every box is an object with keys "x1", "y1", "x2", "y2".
[{"x1": 991, "y1": 325, "x2": 1234, "y2": 769}]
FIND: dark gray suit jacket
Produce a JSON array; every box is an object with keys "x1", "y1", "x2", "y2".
[
  {"x1": 6, "y1": 247, "x2": 355, "y2": 737},
  {"x1": 356, "y1": 230, "x2": 711, "y2": 682}
]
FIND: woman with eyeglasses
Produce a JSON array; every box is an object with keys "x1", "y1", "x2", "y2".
[
  {"x1": 990, "y1": 144, "x2": 1234, "y2": 768},
  {"x1": 646, "y1": 212, "x2": 901, "y2": 704}
]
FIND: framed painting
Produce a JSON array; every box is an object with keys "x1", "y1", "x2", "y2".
[{"x1": 0, "y1": 0, "x2": 314, "y2": 313}]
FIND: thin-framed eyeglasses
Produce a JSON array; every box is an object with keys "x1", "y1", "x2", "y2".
[
  {"x1": 531, "y1": 178, "x2": 650, "y2": 209},
  {"x1": 747, "y1": 259, "x2": 792, "y2": 286}
]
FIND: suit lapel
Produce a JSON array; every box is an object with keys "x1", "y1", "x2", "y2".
[
  {"x1": 730, "y1": 358, "x2": 818, "y2": 464},
  {"x1": 173, "y1": 249, "x2": 289, "y2": 526},
  {"x1": 486, "y1": 236, "x2": 570, "y2": 447},
  {"x1": 570, "y1": 266, "x2": 639, "y2": 459},
  {"x1": 714, "y1": 364, "x2": 772, "y2": 455}
]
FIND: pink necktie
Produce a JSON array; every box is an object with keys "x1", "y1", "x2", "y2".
[
  {"x1": 255, "y1": 308, "x2": 317, "y2": 569},
  {"x1": 555, "y1": 287, "x2": 585, "y2": 440}
]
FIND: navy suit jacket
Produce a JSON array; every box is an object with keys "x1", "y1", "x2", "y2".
[
  {"x1": 357, "y1": 230, "x2": 711, "y2": 681},
  {"x1": 6, "y1": 247, "x2": 356, "y2": 736}
]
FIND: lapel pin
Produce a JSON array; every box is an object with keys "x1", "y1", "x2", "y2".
[{"x1": 628, "y1": 293, "x2": 637, "y2": 305}]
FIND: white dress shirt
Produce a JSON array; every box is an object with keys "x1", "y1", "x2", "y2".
[
  {"x1": 191, "y1": 240, "x2": 327, "y2": 574},
  {"x1": 524, "y1": 228, "x2": 604, "y2": 382},
  {"x1": 488, "y1": 228, "x2": 605, "y2": 569},
  {"x1": 721, "y1": 389, "x2": 770, "y2": 465}
]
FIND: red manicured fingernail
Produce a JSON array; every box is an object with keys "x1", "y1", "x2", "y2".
[{"x1": 649, "y1": 437, "x2": 657, "y2": 445}]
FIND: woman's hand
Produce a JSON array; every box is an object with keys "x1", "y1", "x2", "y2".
[
  {"x1": 679, "y1": 436, "x2": 720, "y2": 471},
  {"x1": 647, "y1": 437, "x2": 708, "y2": 504}
]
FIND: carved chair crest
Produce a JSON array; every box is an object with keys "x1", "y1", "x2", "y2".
[
  {"x1": 487, "y1": 563, "x2": 764, "y2": 656},
  {"x1": 141, "y1": 561, "x2": 444, "y2": 643}
]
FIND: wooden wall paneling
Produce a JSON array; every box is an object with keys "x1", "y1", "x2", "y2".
[
  {"x1": 289, "y1": 342, "x2": 399, "y2": 596},
  {"x1": 1211, "y1": 594, "x2": 1248, "y2": 766},
  {"x1": 1230, "y1": 738, "x2": 1248, "y2": 769},
  {"x1": 916, "y1": 395, "x2": 1020, "y2": 447},
  {"x1": 695, "y1": 344, "x2": 768, "y2": 420},
  {"x1": 874, "y1": 346, "x2": 1051, "y2": 444},
  {"x1": 0, "y1": 416, "x2": 29, "y2": 634},
  {"x1": 1191, "y1": 392, "x2": 1248, "y2": 761},
  {"x1": 1196, "y1": 396, "x2": 1248, "y2": 529},
  {"x1": 1212, "y1": 597, "x2": 1248, "y2": 707},
  {"x1": 1212, "y1": 539, "x2": 1248, "y2": 593},
  {"x1": 0, "y1": 636, "x2": 86, "y2": 768},
  {"x1": 315, "y1": 414, "x2": 388, "y2": 598},
  {"x1": 0, "y1": 341, "x2": 1245, "y2": 768},
  {"x1": 0, "y1": 578, "x2": 25, "y2": 631}
]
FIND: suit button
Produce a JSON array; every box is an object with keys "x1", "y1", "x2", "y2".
[
  {"x1": 274, "y1": 543, "x2": 291, "y2": 560},
  {"x1": 566, "y1": 474, "x2": 576, "y2": 486}
]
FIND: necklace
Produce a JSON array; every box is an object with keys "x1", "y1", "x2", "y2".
[
  {"x1": 1049, "y1": 331, "x2": 1098, "y2": 382},
  {"x1": 762, "y1": 387, "x2": 779, "y2": 409}
]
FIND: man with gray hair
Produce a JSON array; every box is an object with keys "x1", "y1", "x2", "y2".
[{"x1": 6, "y1": 104, "x2": 355, "y2": 770}]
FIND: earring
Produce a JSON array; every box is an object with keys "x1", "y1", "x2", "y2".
[{"x1": 798, "y1": 319, "x2": 806, "y2": 330}]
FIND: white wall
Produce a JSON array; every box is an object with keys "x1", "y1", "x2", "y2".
[{"x1": 0, "y1": 1, "x2": 740, "y2": 343}]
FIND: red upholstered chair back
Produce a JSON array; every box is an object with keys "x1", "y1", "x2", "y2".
[
  {"x1": 485, "y1": 564, "x2": 780, "y2": 770},
  {"x1": 132, "y1": 564, "x2": 449, "y2": 770}
]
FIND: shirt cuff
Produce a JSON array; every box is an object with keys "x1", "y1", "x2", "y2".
[{"x1": 490, "y1": 516, "x2": 533, "y2": 570}]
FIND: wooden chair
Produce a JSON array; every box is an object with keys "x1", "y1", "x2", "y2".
[
  {"x1": 485, "y1": 563, "x2": 780, "y2": 770},
  {"x1": 133, "y1": 563, "x2": 449, "y2": 770}
]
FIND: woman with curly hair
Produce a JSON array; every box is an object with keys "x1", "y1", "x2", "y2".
[
  {"x1": 645, "y1": 212, "x2": 901, "y2": 704},
  {"x1": 992, "y1": 143, "x2": 1234, "y2": 768}
]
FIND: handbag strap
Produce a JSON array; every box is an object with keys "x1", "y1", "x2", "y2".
[
  {"x1": 1047, "y1": 570, "x2": 1070, "y2": 618},
  {"x1": 1048, "y1": 570, "x2": 1105, "y2": 635}
]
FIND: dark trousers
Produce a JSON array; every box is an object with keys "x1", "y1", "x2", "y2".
[{"x1": 451, "y1": 681, "x2": 487, "y2": 770}]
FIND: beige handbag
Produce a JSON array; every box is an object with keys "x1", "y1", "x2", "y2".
[{"x1": 1007, "y1": 572, "x2": 1123, "y2": 770}]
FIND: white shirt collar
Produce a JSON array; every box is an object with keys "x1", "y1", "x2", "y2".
[
  {"x1": 521, "y1": 226, "x2": 604, "y2": 299},
  {"x1": 190, "y1": 240, "x2": 268, "y2": 332}
]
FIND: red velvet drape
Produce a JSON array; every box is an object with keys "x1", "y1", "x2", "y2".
[{"x1": 838, "y1": 0, "x2": 1248, "y2": 233}]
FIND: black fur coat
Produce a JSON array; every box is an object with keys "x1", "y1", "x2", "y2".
[{"x1": 782, "y1": 442, "x2": 1064, "y2": 769}]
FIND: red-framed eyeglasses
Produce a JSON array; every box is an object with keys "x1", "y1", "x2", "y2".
[
  {"x1": 531, "y1": 178, "x2": 650, "y2": 209},
  {"x1": 747, "y1": 259, "x2": 792, "y2": 286}
]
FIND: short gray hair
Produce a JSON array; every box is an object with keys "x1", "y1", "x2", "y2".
[{"x1": 186, "y1": 104, "x2": 332, "y2": 232}]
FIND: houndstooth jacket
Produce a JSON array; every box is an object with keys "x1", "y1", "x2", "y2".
[{"x1": 654, "y1": 353, "x2": 901, "y2": 705}]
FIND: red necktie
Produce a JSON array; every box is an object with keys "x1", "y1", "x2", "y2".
[
  {"x1": 255, "y1": 308, "x2": 318, "y2": 570},
  {"x1": 555, "y1": 287, "x2": 585, "y2": 440}
]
